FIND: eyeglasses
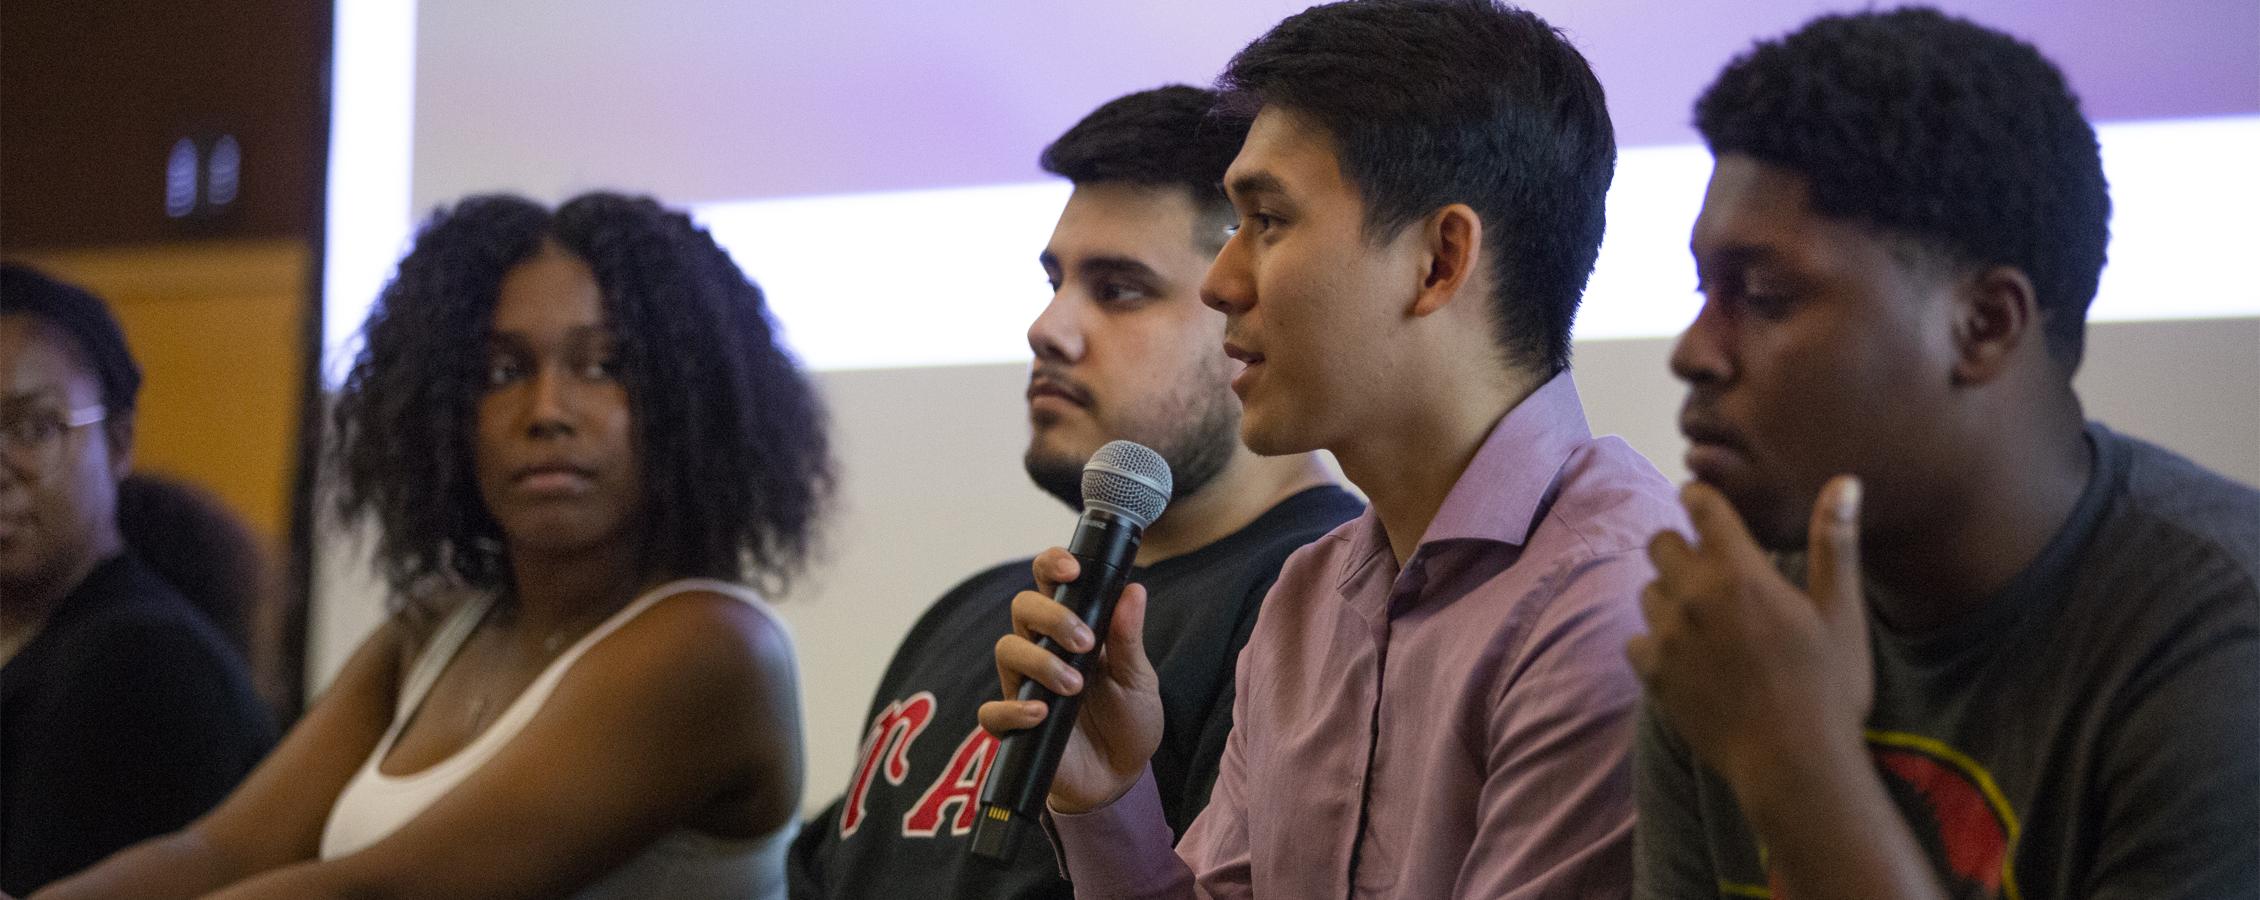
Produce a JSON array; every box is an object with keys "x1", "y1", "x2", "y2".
[{"x1": 0, "y1": 405, "x2": 108, "y2": 470}]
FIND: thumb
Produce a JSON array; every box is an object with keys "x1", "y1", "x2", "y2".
[
  {"x1": 1103, "y1": 582, "x2": 1155, "y2": 687},
  {"x1": 1806, "y1": 475, "x2": 1865, "y2": 630}
]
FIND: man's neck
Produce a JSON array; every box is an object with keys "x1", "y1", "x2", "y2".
[
  {"x1": 1136, "y1": 450, "x2": 1336, "y2": 565},
  {"x1": 1336, "y1": 366, "x2": 1546, "y2": 567},
  {"x1": 1865, "y1": 399, "x2": 2093, "y2": 631}
]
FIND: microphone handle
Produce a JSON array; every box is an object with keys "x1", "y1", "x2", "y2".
[{"x1": 970, "y1": 508, "x2": 1140, "y2": 860}]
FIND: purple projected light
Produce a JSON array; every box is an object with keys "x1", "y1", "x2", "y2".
[{"x1": 324, "y1": 0, "x2": 2260, "y2": 378}]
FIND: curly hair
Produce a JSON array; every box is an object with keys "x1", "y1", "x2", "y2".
[
  {"x1": 331, "y1": 192, "x2": 832, "y2": 618},
  {"x1": 1696, "y1": 7, "x2": 2110, "y2": 368},
  {"x1": 1216, "y1": 0, "x2": 1616, "y2": 376},
  {"x1": 1039, "y1": 85, "x2": 1250, "y2": 251}
]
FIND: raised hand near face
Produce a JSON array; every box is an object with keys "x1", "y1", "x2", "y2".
[{"x1": 1627, "y1": 476, "x2": 1870, "y2": 789}]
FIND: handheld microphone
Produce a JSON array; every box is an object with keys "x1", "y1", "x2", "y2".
[{"x1": 970, "y1": 440, "x2": 1172, "y2": 861}]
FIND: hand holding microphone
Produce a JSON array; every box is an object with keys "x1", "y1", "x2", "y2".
[{"x1": 972, "y1": 441, "x2": 1171, "y2": 859}]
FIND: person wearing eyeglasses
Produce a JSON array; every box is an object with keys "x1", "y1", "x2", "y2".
[{"x1": 0, "y1": 264, "x2": 277, "y2": 897}]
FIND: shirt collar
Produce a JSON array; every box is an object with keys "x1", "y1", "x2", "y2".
[
  {"x1": 1423, "y1": 370, "x2": 1591, "y2": 547},
  {"x1": 1339, "y1": 371, "x2": 1593, "y2": 575}
]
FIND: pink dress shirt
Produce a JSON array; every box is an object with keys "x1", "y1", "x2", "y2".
[{"x1": 1051, "y1": 373, "x2": 1681, "y2": 898}]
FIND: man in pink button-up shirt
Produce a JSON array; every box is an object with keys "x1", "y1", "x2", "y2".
[{"x1": 980, "y1": 1, "x2": 1682, "y2": 896}]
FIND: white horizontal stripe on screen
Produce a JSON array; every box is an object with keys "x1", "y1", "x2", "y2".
[{"x1": 323, "y1": 16, "x2": 2260, "y2": 379}]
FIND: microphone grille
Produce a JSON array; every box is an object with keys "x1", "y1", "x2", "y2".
[{"x1": 1081, "y1": 440, "x2": 1172, "y2": 528}]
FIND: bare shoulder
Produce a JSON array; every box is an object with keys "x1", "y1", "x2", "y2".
[
  {"x1": 619, "y1": 585, "x2": 793, "y2": 666},
  {"x1": 564, "y1": 586, "x2": 796, "y2": 711},
  {"x1": 325, "y1": 614, "x2": 411, "y2": 707},
  {"x1": 539, "y1": 584, "x2": 802, "y2": 826}
]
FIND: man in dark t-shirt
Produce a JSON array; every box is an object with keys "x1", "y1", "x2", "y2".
[
  {"x1": 1628, "y1": 10, "x2": 2258, "y2": 899},
  {"x1": 787, "y1": 87, "x2": 1358, "y2": 900},
  {"x1": 1641, "y1": 424, "x2": 2258, "y2": 899}
]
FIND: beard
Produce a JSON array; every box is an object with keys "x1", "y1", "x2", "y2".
[{"x1": 1024, "y1": 382, "x2": 1241, "y2": 515}]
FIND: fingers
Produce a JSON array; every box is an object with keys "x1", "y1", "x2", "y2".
[
  {"x1": 1804, "y1": 474, "x2": 1866, "y2": 625},
  {"x1": 1011, "y1": 587, "x2": 1095, "y2": 652},
  {"x1": 995, "y1": 632, "x2": 1084, "y2": 697},
  {"x1": 1647, "y1": 528, "x2": 1697, "y2": 581},
  {"x1": 1632, "y1": 581, "x2": 1691, "y2": 699},
  {"x1": 1638, "y1": 580, "x2": 1678, "y2": 630},
  {"x1": 1680, "y1": 481, "x2": 1767, "y2": 568},
  {"x1": 1624, "y1": 633, "x2": 1660, "y2": 684},
  {"x1": 993, "y1": 635, "x2": 1022, "y2": 702},
  {"x1": 977, "y1": 696, "x2": 1046, "y2": 737},
  {"x1": 998, "y1": 586, "x2": 1093, "y2": 704},
  {"x1": 1031, "y1": 547, "x2": 1081, "y2": 597},
  {"x1": 1645, "y1": 528, "x2": 1709, "y2": 637}
]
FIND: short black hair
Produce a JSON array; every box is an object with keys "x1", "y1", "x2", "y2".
[
  {"x1": 1040, "y1": 85, "x2": 1251, "y2": 235},
  {"x1": 332, "y1": 192, "x2": 833, "y2": 614},
  {"x1": 1217, "y1": 0, "x2": 1616, "y2": 375},
  {"x1": 1696, "y1": 7, "x2": 2110, "y2": 368},
  {"x1": 0, "y1": 264, "x2": 142, "y2": 417}
]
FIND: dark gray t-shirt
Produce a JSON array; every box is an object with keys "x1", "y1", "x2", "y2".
[{"x1": 1635, "y1": 424, "x2": 2260, "y2": 899}]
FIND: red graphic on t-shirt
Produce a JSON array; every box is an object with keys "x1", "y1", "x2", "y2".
[
  {"x1": 840, "y1": 692, "x2": 936, "y2": 837},
  {"x1": 1753, "y1": 735, "x2": 2017, "y2": 900},
  {"x1": 1875, "y1": 748, "x2": 2010, "y2": 894},
  {"x1": 902, "y1": 727, "x2": 1002, "y2": 837}
]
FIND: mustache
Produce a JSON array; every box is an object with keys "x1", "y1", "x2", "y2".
[{"x1": 1027, "y1": 366, "x2": 1095, "y2": 407}]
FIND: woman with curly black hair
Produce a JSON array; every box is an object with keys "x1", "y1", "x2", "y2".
[{"x1": 41, "y1": 192, "x2": 832, "y2": 900}]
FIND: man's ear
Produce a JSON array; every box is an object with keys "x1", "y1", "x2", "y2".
[
  {"x1": 1410, "y1": 203, "x2": 1483, "y2": 319},
  {"x1": 1951, "y1": 265, "x2": 2040, "y2": 386},
  {"x1": 104, "y1": 413, "x2": 134, "y2": 481}
]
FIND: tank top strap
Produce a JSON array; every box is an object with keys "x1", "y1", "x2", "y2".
[
  {"x1": 542, "y1": 578, "x2": 779, "y2": 677},
  {"x1": 392, "y1": 594, "x2": 496, "y2": 723}
]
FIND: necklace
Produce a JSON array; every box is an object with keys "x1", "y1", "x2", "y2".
[
  {"x1": 466, "y1": 693, "x2": 497, "y2": 732},
  {"x1": 458, "y1": 607, "x2": 603, "y2": 733}
]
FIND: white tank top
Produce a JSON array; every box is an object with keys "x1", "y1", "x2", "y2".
[{"x1": 319, "y1": 578, "x2": 794, "y2": 899}]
